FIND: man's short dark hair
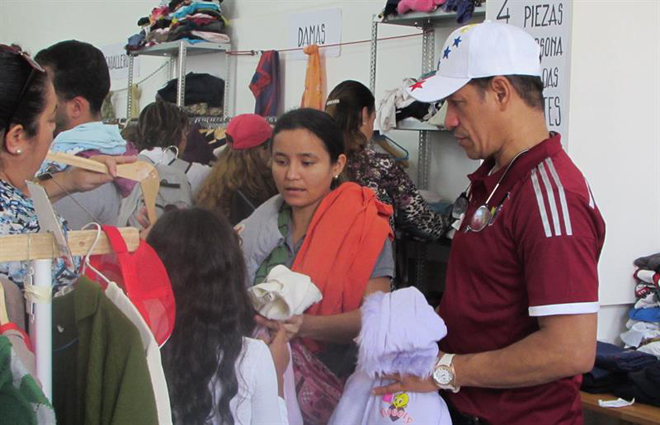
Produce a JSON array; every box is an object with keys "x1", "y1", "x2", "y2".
[
  {"x1": 35, "y1": 40, "x2": 110, "y2": 114},
  {"x1": 470, "y1": 75, "x2": 545, "y2": 111}
]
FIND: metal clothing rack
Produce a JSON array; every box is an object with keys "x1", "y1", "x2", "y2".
[
  {"x1": 369, "y1": 7, "x2": 485, "y2": 291},
  {"x1": 189, "y1": 115, "x2": 278, "y2": 128},
  {"x1": 0, "y1": 228, "x2": 140, "y2": 400},
  {"x1": 126, "y1": 40, "x2": 232, "y2": 120}
]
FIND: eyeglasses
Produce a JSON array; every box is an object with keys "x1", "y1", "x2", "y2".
[
  {"x1": 0, "y1": 45, "x2": 46, "y2": 133},
  {"x1": 452, "y1": 149, "x2": 529, "y2": 233}
]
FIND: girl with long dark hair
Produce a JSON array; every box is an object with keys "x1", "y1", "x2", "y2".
[{"x1": 147, "y1": 208, "x2": 289, "y2": 425}]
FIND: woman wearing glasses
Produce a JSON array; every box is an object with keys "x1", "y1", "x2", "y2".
[
  {"x1": 325, "y1": 80, "x2": 451, "y2": 240},
  {"x1": 0, "y1": 45, "x2": 134, "y2": 289}
]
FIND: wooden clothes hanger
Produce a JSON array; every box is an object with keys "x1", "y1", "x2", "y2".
[
  {"x1": 0, "y1": 228, "x2": 140, "y2": 262},
  {"x1": 45, "y1": 152, "x2": 160, "y2": 225}
]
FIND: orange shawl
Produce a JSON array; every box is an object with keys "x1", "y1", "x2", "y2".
[
  {"x1": 300, "y1": 44, "x2": 324, "y2": 110},
  {"x1": 291, "y1": 183, "x2": 393, "y2": 323}
]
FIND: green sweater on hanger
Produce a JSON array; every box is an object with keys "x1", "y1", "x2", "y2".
[
  {"x1": 52, "y1": 277, "x2": 158, "y2": 425},
  {"x1": 0, "y1": 335, "x2": 55, "y2": 425}
]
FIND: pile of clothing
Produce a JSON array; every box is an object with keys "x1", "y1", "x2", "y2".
[
  {"x1": 376, "y1": 78, "x2": 446, "y2": 132},
  {"x1": 582, "y1": 253, "x2": 660, "y2": 406},
  {"x1": 39, "y1": 122, "x2": 139, "y2": 198},
  {"x1": 126, "y1": 0, "x2": 229, "y2": 53},
  {"x1": 582, "y1": 341, "x2": 660, "y2": 406},
  {"x1": 381, "y1": 0, "x2": 484, "y2": 24},
  {"x1": 156, "y1": 72, "x2": 225, "y2": 116},
  {"x1": 620, "y1": 252, "x2": 660, "y2": 356}
]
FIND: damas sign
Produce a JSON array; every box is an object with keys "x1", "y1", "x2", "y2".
[
  {"x1": 486, "y1": 0, "x2": 572, "y2": 147},
  {"x1": 288, "y1": 8, "x2": 342, "y2": 60}
]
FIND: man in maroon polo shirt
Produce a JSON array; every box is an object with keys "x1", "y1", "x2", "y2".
[{"x1": 374, "y1": 22, "x2": 605, "y2": 425}]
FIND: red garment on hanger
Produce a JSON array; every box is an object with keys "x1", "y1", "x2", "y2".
[{"x1": 85, "y1": 226, "x2": 175, "y2": 347}]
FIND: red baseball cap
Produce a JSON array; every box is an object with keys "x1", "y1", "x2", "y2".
[{"x1": 226, "y1": 114, "x2": 273, "y2": 150}]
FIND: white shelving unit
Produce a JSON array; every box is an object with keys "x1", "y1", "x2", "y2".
[
  {"x1": 369, "y1": 7, "x2": 485, "y2": 293},
  {"x1": 126, "y1": 40, "x2": 231, "y2": 120},
  {"x1": 379, "y1": 5, "x2": 486, "y2": 28},
  {"x1": 370, "y1": 6, "x2": 485, "y2": 189},
  {"x1": 395, "y1": 119, "x2": 445, "y2": 132}
]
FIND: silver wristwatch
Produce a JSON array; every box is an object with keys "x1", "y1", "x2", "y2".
[{"x1": 432, "y1": 353, "x2": 460, "y2": 393}]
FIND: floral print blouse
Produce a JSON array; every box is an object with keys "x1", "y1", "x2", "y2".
[
  {"x1": 346, "y1": 148, "x2": 450, "y2": 239},
  {"x1": 0, "y1": 179, "x2": 77, "y2": 290}
]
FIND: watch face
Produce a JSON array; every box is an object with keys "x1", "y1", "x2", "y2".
[{"x1": 434, "y1": 367, "x2": 453, "y2": 386}]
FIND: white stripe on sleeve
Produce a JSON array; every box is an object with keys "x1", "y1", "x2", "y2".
[
  {"x1": 545, "y1": 158, "x2": 573, "y2": 236},
  {"x1": 538, "y1": 162, "x2": 562, "y2": 237},
  {"x1": 531, "y1": 169, "x2": 552, "y2": 238},
  {"x1": 585, "y1": 178, "x2": 596, "y2": 209},
  {"x1": 529, "y1": 301, "x2": 600, "y2": 317}
]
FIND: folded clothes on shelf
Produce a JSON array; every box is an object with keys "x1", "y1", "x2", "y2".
[{"x1": 125, "y1": 1, "x2": 229, "y2": 53}]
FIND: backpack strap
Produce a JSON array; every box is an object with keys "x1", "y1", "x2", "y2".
[{"x1": 167, "y1": 157, "x2": 193, "y2": 174}]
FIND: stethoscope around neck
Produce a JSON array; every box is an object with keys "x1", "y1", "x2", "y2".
[{"x1": 451, "y1": 149, "x2": 529, "y2": 233}]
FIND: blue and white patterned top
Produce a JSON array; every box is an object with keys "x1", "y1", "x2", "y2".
[{"x1": 0, "y1": 179, "x2": 78, "y2": 290}]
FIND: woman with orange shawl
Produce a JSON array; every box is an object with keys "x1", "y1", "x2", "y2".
[{"x1": 237, "y1": 108, "x2": 394, "y2": 425}]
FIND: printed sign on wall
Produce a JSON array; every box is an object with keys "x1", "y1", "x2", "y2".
[
  {"x1": 288, "y1": 8, "x2": 342, "y2": 60},
  {"x1": 486, "y1": 0, "x2": 572, "y2": 147},
  {"x1": 101, "y1": 43, "x2": 140, "y2": 81}
]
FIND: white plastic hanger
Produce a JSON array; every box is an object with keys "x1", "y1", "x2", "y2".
[{"x1": 80, "y1": 222, "x2": 114, "y2": 288}]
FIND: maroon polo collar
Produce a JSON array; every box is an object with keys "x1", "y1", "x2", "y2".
[{"x1": 468, "y1": 133, "x2": 563, "y2": 195}]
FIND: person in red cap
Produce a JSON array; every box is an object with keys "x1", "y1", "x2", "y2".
[{"x1": 197, "y1": 113, "x2": 278, "y2": 224}]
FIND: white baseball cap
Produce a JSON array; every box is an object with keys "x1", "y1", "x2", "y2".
[{"x1": 407, "y1": 21, "x2": 542, "y2": 103}]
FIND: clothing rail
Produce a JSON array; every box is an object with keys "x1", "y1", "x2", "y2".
[
  {"x1": 0, "y1": 227, "x2": 140, "y2": 400},
  {"x1": 189, "y1": 115, "x2": 278, "y2": 126}
]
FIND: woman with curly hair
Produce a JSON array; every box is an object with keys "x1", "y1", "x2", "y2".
[
  {"x1": 147, "y1": 207, "x2": 289, "y2": 425},
  {"x1": 325, "y1": 80, "x2": 450, "y2": 239},
  {"x1": 196, "y1": 114, "x2": 278, "y2": 225}
]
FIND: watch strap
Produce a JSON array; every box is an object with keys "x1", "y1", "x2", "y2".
[
  {"x1": 437, "y1": 353, "x2": 455, "y2": 367},
  {"x1": 434, "y1": 353, "x2": 460, "y2": 393}
]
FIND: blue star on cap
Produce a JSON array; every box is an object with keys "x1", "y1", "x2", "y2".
[
  {"x1": 443, "y1": 46, "x2": 451, "y2": 59},
  {"x1": 453, "y1": 36, "x2": 462, "y2": 48}
]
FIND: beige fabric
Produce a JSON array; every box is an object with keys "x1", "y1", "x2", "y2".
[
  {"x1": 427, "y1": 101, "x2": 448, "y2": 127},
  {"x1": 104, "y1": 282, "x2": 172, "y2": 425},
  {"x1": 0, "y1": 276, "x2": 25, "y2": 330},
  {"x1": 248, "y1": 265, "x2": 323, "y2": 321},
  {"x1": 0, "y1": 279, "x2": 8, "y2": 325}
]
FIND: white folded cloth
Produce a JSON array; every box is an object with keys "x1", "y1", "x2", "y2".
[
  {"x1": 248, "y1": 265, "x2": 322, "y2": 320},
  {"x1": 376, "y1": 78, "x2": 416, "y2": 132}
]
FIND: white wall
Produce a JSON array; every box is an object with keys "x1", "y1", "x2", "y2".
[
  {"x1": 2, "y1": 0, "x2": 659, "y2": 344},
  {"x1": 569, "y1": 2, "x2": 660, "y2": 309},
  {"x1": 0, "y1": 1, "x2": 162, "y2": 115}
]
